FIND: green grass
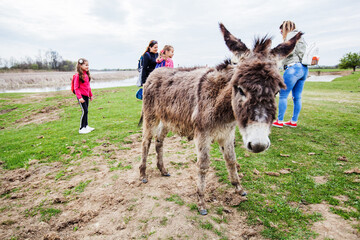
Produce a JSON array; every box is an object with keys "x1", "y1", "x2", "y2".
[
  {"x1": 64, "y1": 180, "x2": 92, "y2": 196},
  {"x1": 211, "y1": 71, "x2": 360, "y2": 239},
  {"x1": 0, "y1": 86, "x2": 142, "y2": 169},
  {"x1": 109, "y1": 161, "x2": 133, "y2": 171},
  {"x1": 24, "y1": 201, "x2": 61, "y2": 222},
  {"x1": 165, "y1": 194, "x2": 185, "y2": 206},
  {"x1": 73, "y1": 180, "x2": 92, "y2": 193},
  {"x1": 0, "y1": 72, "x2": 359, "y2": 239}
]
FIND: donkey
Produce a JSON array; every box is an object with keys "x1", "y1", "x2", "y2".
[{"x1": 140, "y1": 23, "x2": 302, "y2": 215}]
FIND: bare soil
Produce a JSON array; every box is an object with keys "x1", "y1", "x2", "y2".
[
  {"x1": 1, "y1": 131, "x2": 359, "y2": 240},
  {"x1": 0, "y1": 133, "x2": 265, "y2": 240},
  {"x1": 309, "y1": 203, "x2": 359, "y2": 240},
  {"x1": 0, "y1": 70, "x2": 138, "y2": 90},
  {"x1": 308, "y1": 70, "x2": 352, "y2": 76},
  {"x1": 14, "y1": 105, "x2": 63, "y2": 128}
]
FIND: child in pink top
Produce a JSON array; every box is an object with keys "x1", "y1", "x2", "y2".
[
  {"x1": 74, "y1": 58, "x2": 95, "y2": 134},
  {"x1": 156, "y1": 45, "x2": 174, "y2": 68}
]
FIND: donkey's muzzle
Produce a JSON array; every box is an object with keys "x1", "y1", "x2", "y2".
[
  {"x1": 247, "y1": 141, "x2": 270, "y2": 153},
  {"x1": 240, "y1": 122, "x2": 271, "y2": 153}
]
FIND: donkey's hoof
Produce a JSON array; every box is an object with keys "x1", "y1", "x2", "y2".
[
  {"x1": 141, "y1": 178, "x2": 148, "y2": 183},
  {"x1": 199, "y1": 209, "x2": 208, "y2": 215},
  {"x1": 162, "y1": 173, "x2": 171, "y2": 177},
  {"x1": 241, "y1": 191, "x2": 247, "y2": 196}
]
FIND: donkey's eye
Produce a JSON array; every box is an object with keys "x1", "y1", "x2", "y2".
[{"x1": 234, "y1": 86, "x2": 245, "y2": 96}]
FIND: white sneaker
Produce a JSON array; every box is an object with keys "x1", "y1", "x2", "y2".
[
  {"x1": 79, "y1": 128, "x2": 91, "y2": 134},
  {"x1": 86, "y1": 126, "x2": 95, "y2": 131}
]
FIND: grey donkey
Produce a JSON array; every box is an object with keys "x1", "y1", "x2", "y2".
[{"x1": 139, "y1": 23, "x2": 303, "y2": 215}]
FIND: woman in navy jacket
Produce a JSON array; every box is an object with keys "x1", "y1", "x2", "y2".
[{"x1": 141, "y1": 40, "x2": 159, "y2": 85}]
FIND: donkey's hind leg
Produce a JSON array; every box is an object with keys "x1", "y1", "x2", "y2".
[
  {"x1": 218, "y1": 130, "x2": 247, "y2": 196},
  {"x1": 155, "y1": 122, "x2": 170, "y2": 176},
  {"x1": 194, "y1": 132, "x2": 212, "y2": 215},
  {"x1": 139, "y1": 124, "x2": 153, "y2": 183}
]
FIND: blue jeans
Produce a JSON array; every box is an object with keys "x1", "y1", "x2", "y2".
[{"x1": 278, "y1": 63, "x2": 308, "y2": 122}]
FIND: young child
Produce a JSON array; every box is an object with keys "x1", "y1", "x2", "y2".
[
  {"x1": 74, "y1": 58, "x2": 95, "y2": 134},
  {"x1": 156, "y1": 45, "x2": 174, "y2": 68}
]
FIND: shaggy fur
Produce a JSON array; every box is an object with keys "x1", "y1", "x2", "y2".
[{"x1": 139, "y1": 23, "x2": 302, "y2": 214}]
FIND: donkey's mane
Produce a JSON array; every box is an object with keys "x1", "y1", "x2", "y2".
[
  {"x1": 253, "y1": 35, "x2": 273, "y2": 53},
  {"x1": 176, "y1": 66, "x2": 203, "y2": 72},
  {"x1": 215, "y1": 58, "x2": 232, "y2": 71},
  {"x1": 215, "y1": 35, "x2": 273, "y2": 72}
]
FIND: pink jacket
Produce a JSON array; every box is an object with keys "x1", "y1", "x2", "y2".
[
  {"x1": 165, "y1": 58, "x2": 174, "y2": 68},
  {"x1": 156, "y1": 58, "x2": 174, "y2": 68},
  {"x1": 74, "y1": 72, "x2": 92, "y2": 99}
]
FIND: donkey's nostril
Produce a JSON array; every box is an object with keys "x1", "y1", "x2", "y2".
[{"x1": 248, "y1": 142, "x2": 267, "y2": 153}]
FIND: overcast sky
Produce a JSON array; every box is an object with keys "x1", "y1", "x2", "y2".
[{"x1": 1, "y1": 0, "x2": 359, "y2": 69}]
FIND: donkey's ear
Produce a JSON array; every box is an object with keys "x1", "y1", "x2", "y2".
[
  {"x1": 219, "y1": 23, "x2": 249, "y2": 56},
  {"x1": 270, "y1": 32, "x2": 303, "y2": 59}
]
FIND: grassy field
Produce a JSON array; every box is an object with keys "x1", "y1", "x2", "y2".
[
  {"x1": 212, "y1": 71, "x2": 360, "y2": 239},
  {"x1": 0, "y1": 71, "x2": 359, "y2": 239}
]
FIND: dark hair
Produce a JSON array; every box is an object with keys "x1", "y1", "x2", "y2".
[
  {"x1": 76, "y1": 58, "x2": 91, "y2": 83},
  {"x1": 143, "y1": 40, "x2": 158, "y2": 55}
]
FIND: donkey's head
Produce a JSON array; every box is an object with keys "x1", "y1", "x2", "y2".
[{"x1": 220, "y1": 23, "x2": 302, "y2": 153}]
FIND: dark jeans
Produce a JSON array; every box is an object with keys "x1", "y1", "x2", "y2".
[{"x1": 78, "y1": 95, "x2": 89, "y2": 130}]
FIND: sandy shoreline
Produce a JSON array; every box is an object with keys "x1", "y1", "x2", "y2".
[
  {"x1": 0, "y1": 70, "x2": 351, "y2": 92},
  {"x1": 0, "y1": 70, "x2": 138, "y2": 91}
]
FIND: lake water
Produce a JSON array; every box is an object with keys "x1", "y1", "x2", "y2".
[
  {"x1": 0, "y1": 75, "x2": 341, "y2": 93},
  {"x1": 306, "y1": 75, "x2": 341, "y2": 82}
]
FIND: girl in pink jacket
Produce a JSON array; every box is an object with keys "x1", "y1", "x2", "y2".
[
  {"x1": 155, "y1": 45, "x2": 174, "y2": 68},
  {"x1": 74, "y1": 58, "x2": 94, "y2": 134}
]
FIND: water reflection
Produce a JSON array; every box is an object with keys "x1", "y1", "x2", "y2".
[
  {"x1": 0, "y1": 75, "x2": 341, "y2": 93},
  {"x1": 307, "y1": 75, "x2": 341, "y2": 82}
]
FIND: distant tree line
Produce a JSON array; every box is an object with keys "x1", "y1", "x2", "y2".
[{"x1": 0, "y1": 50, "x2": 76, "y2": 71}]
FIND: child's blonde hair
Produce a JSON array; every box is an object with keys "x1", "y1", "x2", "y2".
[
  {"x1": 279, "y1": 21, "x2": 296, "y2": 41},
  {"x1": 76, "y1": 58, "x2": 91, "y2": 83},
  {"x1": 157, "y1": 45, "x2": 174, "y2": 62}
]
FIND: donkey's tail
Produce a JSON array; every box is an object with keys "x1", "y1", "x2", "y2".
[{"x1": 137, "y1": 111, "x2": 143, "y2": 128}]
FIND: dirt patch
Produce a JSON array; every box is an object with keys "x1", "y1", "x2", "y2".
[
  {"x1": 0, "y1": 107, "x2": 17, "y2": 115},
  {"x1": 308, "y1": 70, "x2": 352, "y2": 76},
  {"x1": 308, "y1": 203, "x2": 359, "y2": 240},
  {"x1": 313, "y1": 176, "x2": 328, "y2": 184},
  {"x1": 15, "y1": 106, "x2": 63, "y2": 128},
  {"x1": 0, "y1": 135, "x2": 264, "y2": 240},
  {"x1": 305, "y1": 91, "x2": 360, "y2": 104}
]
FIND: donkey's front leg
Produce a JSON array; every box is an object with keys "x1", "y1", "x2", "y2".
[
  {"x1": 155, "y1": 124, "x2": 170, "y2": 176},
  {"x1": 195, "y1": 133, "x2": 211, "y2": 215},
  {"x1": 218, "y1": 133, "x2": 247, "y2": 196}
]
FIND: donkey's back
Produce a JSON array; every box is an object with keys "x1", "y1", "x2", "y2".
[{"x1": 143, "y1": 66, "x2": 211, "y2": 137}]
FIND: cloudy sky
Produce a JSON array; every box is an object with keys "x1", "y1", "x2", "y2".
[{"x1": 1, "y1": 0, "x2": 359, "y2": 69}]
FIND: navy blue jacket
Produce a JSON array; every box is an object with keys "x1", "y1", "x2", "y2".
[{"x1": 141, "y1": 52, "x2": 158, "y2": 84}]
